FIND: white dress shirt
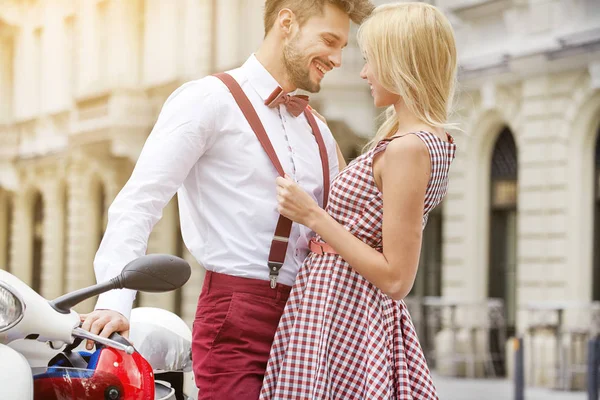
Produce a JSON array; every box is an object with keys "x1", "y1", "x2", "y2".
[{"x1": 94, "y1": 55, "x2": 339, "y2": 320}]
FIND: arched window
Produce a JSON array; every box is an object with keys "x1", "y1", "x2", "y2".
[
  {"x1": 593, "y1": 130, "x2": 600, "y2": 300},
  {"x1": 488, "y1": 127, "x2": 518, "y2": 339},
  {"x1": 415, "y1": 208, "x2": 443, "y2": 298},
  {"x1": 409, "y1": 206, "x2": 443, "y2": 364},
  {"x1": 32, "y1": 192, "x2": 44, "y2": 295}
]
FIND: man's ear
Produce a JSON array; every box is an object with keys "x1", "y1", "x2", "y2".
[{"x1": 277, "y1": 8, "x2": 297, "y2": 36}]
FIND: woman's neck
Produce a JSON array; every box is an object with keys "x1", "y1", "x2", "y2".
[{"x1": 393, "y1": 100, "x2": 443, "y2": 137}]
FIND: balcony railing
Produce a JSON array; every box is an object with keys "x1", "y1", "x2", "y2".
[{"x1": 404, "y1": 296, "x2": 507, "y2": 377}]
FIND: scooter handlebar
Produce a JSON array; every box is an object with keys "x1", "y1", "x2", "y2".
[{"x1": 71, "y1": 327, "x2": 134, "y2": 355}]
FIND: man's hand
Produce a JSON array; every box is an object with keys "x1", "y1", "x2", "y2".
[{"x1": 80, "y1": 310, "x2": 130, "y2": 350}]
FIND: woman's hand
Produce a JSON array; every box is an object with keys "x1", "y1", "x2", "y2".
[{"x1": 276, "y1": 174, "x2": 323, "y2": 228}]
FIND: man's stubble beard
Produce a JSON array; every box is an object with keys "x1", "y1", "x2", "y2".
[{"x1": 282, "y1": 35, "x2": 321, "y2": 93}]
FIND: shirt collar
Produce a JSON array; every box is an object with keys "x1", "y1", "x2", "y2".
[{"x1": 242, "y1": 54, "x2": 291, "y2": 102}]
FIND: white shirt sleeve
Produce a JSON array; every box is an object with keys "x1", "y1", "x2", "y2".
[{"x1": 93, "y1": 80, "x2": 220, "y2": 320}]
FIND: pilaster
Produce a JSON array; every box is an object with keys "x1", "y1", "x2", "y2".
[{"x1": 39, "y1": 176, "x2": 67, "y2": 300}]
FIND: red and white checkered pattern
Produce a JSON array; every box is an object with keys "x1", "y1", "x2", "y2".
[{"x1": 260, "y1": 131, "x2": 456, "y2": 399}]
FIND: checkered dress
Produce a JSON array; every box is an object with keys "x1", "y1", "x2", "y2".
[{"x1": 260, "y1": 131, "x2": 456, "y2": 400}]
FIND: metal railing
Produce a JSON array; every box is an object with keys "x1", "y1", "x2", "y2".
[
  {"x1": 405, "y1": 296, "x2": 507, "y2": 377},
  {"x1": 524, "y1": 301, "x2": 600, "y2": 391}
]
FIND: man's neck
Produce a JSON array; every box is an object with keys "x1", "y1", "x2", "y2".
[{"x1": 255, "y1": 39, "x2": 296, "y2": 92}]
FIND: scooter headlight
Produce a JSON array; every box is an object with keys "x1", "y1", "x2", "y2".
[{"x1": 0, "y1": 282, "x2": 24, "y2": 332}]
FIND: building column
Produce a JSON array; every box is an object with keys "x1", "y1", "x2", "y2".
[
  {"x1": 515, "y1": 74, "x2": 575, "y2": 387},
  {"x1": 76, "y1": 0, "x2": 99, "y2": 96},
  {"x1": 182, "y1": 0, "x2": 215, "y2": 77},
  {"x1": 0, "y1": 30, "x2": 14, "y2": 123},
  {"x1": 65, "y1": 156, "x2": 99, "y2": 312},
  {"x1": 517, "y1": 75, "x2": 569, "y2": 310},
  {"x1": 9, "y1": 190, "x2": 33, "y2": 285},
  {"x1": 39, "y1": 178, "x2": 67, "y2": 300},
  {"x1": 109, "y1": 0, "x2": 143, "y2": 89},
  {"x1": 0, "y1": 189, "x2": 8, "y2": 270}
]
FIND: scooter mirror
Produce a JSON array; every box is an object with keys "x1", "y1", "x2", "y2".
[
  {"x1": 50, "y1": 254, "x2": 191, "y2": 314},
  {"x1": 118, "y1": 254, "x2": 191, "y2": 292}
]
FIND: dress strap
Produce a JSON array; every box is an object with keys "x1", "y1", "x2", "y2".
[
  {"x1": 371, "y1": 132, "x2": 414, "y2": 157},
  {"x1": 373, "y1": 130, "x2": 456, "y2": 158}
]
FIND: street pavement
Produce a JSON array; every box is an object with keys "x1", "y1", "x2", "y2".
[{"x1": 433, "y1": 373, "x2": 587, "y2": 400}]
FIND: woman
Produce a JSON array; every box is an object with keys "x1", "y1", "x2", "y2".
[{"x1": 260, "y1": 3, "x2": 457, "y2": 399}]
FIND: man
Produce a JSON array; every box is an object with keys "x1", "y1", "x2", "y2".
[{"x1": 81, "y1": 1, "x2": 374, "y2": 398}]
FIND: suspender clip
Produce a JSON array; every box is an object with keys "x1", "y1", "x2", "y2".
[{"x1": 268, "y1": 261, "x2": 283, "y2": 289}]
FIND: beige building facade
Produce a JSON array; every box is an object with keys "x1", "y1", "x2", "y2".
[{"x1": 1, "y1": 0, "x2": 599, "y2": 389}]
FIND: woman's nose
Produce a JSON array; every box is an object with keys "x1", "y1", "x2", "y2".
[{"x1": 360, "y1": 64, "x2": 367, "y2": 79}]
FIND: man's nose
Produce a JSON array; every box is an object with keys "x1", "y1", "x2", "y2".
[{"x1": 329, "y1": 50, "x2": 342, "y2": 68}]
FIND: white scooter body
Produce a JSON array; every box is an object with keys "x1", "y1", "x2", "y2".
[
  {"x1": 0, "y1": 270, "x2": 80, "y2": 345},
  {"x1": 0, "y1": 343, "x2": 34, "y2": 400},
  {"x1": 0, "y1": 270, "x2": 79, "y2": 400},
  {"x1": 0, "y1": 254, "x2": 192, "y2": 400}
]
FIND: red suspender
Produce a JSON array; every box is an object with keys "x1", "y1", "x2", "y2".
[
  {"x1": 213, "y1": 72, "x2": 330, "y2": 288},
  {"x1": 304, "y1": 110, "x2": 330, "y2": 207}
]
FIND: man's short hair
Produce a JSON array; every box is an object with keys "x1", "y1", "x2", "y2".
[{"x1": 264, "y1": 0, "x2": 375, "y2": 36}]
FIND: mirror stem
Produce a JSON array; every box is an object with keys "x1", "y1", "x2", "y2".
[{"x1": 50, "y1": 277, "x2": 123, "y2": 314}]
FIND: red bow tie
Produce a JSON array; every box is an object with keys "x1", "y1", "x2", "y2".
[{"x1": 264, "y1": 87, "x2": 310, "y2": 117}]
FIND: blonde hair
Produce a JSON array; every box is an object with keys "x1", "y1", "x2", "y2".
[{"x1": 357, "y1": 2, "x2": 458, "y2": 150}]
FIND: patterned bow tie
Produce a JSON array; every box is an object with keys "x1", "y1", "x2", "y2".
[{"x1": 265, "y1": 87, "x2": 310, "y2": 117}]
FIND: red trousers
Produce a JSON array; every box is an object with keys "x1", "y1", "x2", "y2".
[{"x1": 192, "y1": 271, "x2": 291, "y2": 400}]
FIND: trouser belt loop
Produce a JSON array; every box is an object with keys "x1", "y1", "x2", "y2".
[{"x1": 206, "y1": 270, "x2": 213, "y2": 292}]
